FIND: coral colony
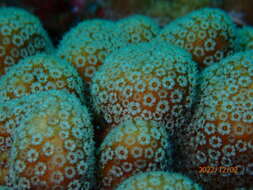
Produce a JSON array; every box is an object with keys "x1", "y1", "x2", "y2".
[{"x1": 0, "y1": 4, "x2": 252, "y2": 190}]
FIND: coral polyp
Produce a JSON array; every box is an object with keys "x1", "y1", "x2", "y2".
[
  {"x1": 115, "y1": 171, "x2": 202, "y2": 190},
  {"x1": 0, "y1": 54, "x2": 84, "y2": 103},
  {"x1": 91, "y1": 41, "x2": 198, "y2": 136},
  {"x1": 98, "y1": 119, "x2": 172, "y2": 190},
  {"x1": 0, "y1": 7, "x2": 53, "y2": 76},
  {"x1": 158, "y1": 8, "x2": 239, "y2": 69}
]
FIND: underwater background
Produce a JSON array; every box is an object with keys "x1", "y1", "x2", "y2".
[{"x1": 0, "y1": 0, "x2": 252, "y2": 190}]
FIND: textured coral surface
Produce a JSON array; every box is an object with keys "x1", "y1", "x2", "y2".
[{"x1": 0, "y1": 2, "x2": 252, "y2": 190}]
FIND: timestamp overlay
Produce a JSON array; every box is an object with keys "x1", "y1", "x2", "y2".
[{"x1": 198, "y1": 166, "x2": 239, "y2": 174}]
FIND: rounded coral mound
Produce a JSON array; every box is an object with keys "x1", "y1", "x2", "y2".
[
  {"x1": 115, "y1": 171, "x2": 202, "y2": 190},
  {"x1": 0, "y1": 53, "x2": 84, "y2": 103},
  {"x1": 116, "y1": 14, "x2": 159, "y2": 44},
  {"x1": 97, "y1": 119, "x2": 172, "y2": 190},
  {"x1": 158, "y1": 8, "x2": 239, "y2": 69},
  {"x1": 0, "y1": 7, "x2": 53, "y2": 76},
  {"x1": 0, "y1": 91, "x2": 48, "y2": 185},
  {"x1": 57, "y1": 19, "x2": 126, "y2": 86},
  {"x1": 237, "y1": 26, "x2": 253, "y2": 51},
  {"x1": 180, "y1": 51, "x2": 253, "y2": 189},
  {"x1": 3, "y1": 90, "x2": 94, "y2": 189},
  {"x1": 91, "y1": 41, "x2": 198, "y2": 137}
]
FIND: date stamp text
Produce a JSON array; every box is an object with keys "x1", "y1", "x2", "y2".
[{"x1": 198, "y1": 166, "x2": 238, "y2": 174}]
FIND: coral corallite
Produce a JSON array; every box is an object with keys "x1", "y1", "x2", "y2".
[
  {"x1": 91, "y1": 42, "x2": 198, "y2": 137},
  {"x1": 181, "y1": 51, "x2": 253, "y2": 189},
  {"x1": 158, "y1": 8, "x2": 239, "y2": 69},
  {"x1": 116, "y1": 15, "x2": 159, "y2": 44},
  {"x1": 4, "y1": 90, "x2": 95, "y2": 189},
  {"x1": 98, "y1": 119, "x2": 172, "y2": 190},
  {"x1": 0, "y1": 7, "x2": 53, "y2": 76},
  {"x1": 57, "y1": 19, "x2": 126, "y2": 86},
  {"x1": 115, "y1": 171, "x2": 202, "y2": 190},
  {"x1": 0, "y1": 54, "x2": 85, "y2": 103}
]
